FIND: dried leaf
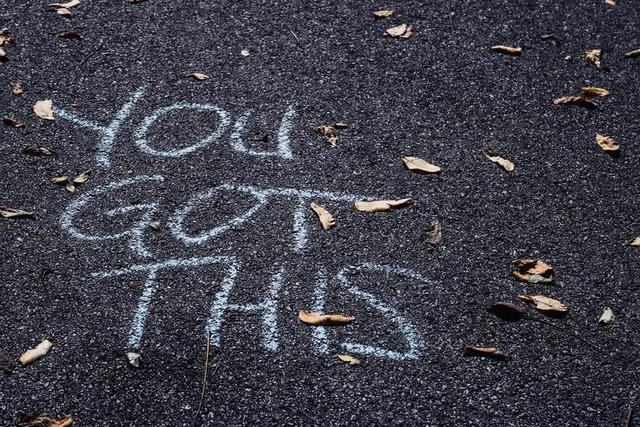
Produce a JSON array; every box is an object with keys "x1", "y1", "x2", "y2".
[
  {"x1": 0, "y1": 206, "x2": 33, "y2": 218},
  {"x1": 33, "y1": 100, "x2": 55, "y2": 120},
  {"x1": 373, "y1": 9, "x2": 395, "y2": 18},
  {"x1": 384, "y1": 23, "x2": 412, "y2": 39},
  {"x1": 48, "y1": 0, "x2": 80, "y2": 8},
  {"x1": 512, "y1": 259, "x2": 554, "y2": 283},
  {"x1": 16, "y1": 414, "x2": 73, "y2": 427},
  {"x1": 625, "y1": 236, "x2": 640, "y2": 246},
  {"x1": 487, "y1": 301, "x2": 526, "y2": 321},
  {"x1": 483, "y1": 149, "x2": 514, "y2": 172},
  {"x1": 402, "y1": 156, "x2": 441, "y2": 174},
  {"x1": 298, "y1": 309, "x2": 354, "y2": 326},
  {"x1": 336, "y1": 354, "x2": 362, "y2": 365},
  {"x1": 595, "y1": 134, "x2": 619, "y2": 152},
  {"x1": 541, "y1": 33, "x2": 555, "y2": 40},
  {"x1": 149, "y1": 221, "x2": 161, "y2": 230},
  {"x1": 354, "y1": 198, "x2": 413, "y2": 212},
  {"x1": 72, "y1": 170, "x2": 91, "y2": 185},
  {"x1": 598, "y1": 307, "x2": 615, "y2": 325},
  {"x1": 0, "y1": 47, "x2": 6, "y2": 60},
  {"x1": 552, "y1": 96, "x2": 597, "y2": 109},
  {"x1": 51, "y1": 176, "x2": 69, "y2": 185},
  {"x1": 126, "y1": 352, "x2": 141, "y2": 367},
  {"x1": 313, "y1": 125, "x2": 338, "y2": 146},
  {"x1": 188, "y1": 72, "x2": 209, "y2": 81},
  {"x1": 12, "y1": 82, "x2": 23, "y2": 96},
  {"x1": 24, "y1": 146, "x2": 56, "y2": 156},
  {"x1": 3, "y1": 116, "x2": 25, "y2": 128},
  {"x1": 240, "y1": 49, "x2": 250, "y2": 57},
  {"x1": 490, "y1": 45, "x2": 522, "y2": 55},
  {"x1": 56, "y1": 8, "x2": 72, "y2": 17},
  {"x1": 310, "y1": 202, "x2": 335, "y2": 230},
  {"x1": 423, "y1": 220, "x2": 442, "y2": 246},
  {"x1": 333, "y1": 121, "x2": 348, "y2": 128},
  {"x1": 0, "y1": 28, "x2": 14, "y2": 46},
  {"x1": 65, "y1": 183, "x2": 76, "y2": 193},
  {"x1": 624, "y1": 48, "x2": 640, "y2": 58},
  {"x1": 605, "y1": 0, "x2": 616, "y2": 5},
  {"x1": 519, "y1": 294, "x2": 567, "y2": 313},
  {"x1": 463, "y1": 345, "x2": 507, "y2": 360},
  {"x1": 19, "y1": 340, "x2": 53, "y2": 365},
  {"x1": 585, "y1": 49, "x2": 603, "y2": 69},
  {"x1": 580, "y1": 86, "x2": 609, "y2": 97},
  {"x1": 57, "y1": 29, "x2": 81, "y2": 39}
]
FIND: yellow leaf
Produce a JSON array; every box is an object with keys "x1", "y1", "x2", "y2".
[
  {"x1": 48, "y1": 0, "x2": 80, "y2": 8},
  {"x1": 490, "y1": 45, "x2": 522, "y2": 55},
  {"x1": 483, "y1": 149, "x2": 514, "y2": 172},
  {"x1": 595, "y1": 134, "x2": 619, "y2": 152},
  {"x1": 384, "y1": 24, "x2": 412, "y2": 39},
  {"x1": 354, "y1": 198, "x2": 413, "y2": 212},
  {"x1": 33, "y1": 100, "x2": 55, "y2": 120},
  {"x1": 336, "y1": 354, "x2": 362, "y2": 365},
  {"x1": 518, "y1": 294, "x2": 568, "y2": 313},
  {"x1": 19, "y1": 340, "x2": 53, "y2": 365},
  {"x1": 298, "y1": 309, "x2": 354, "y2": 326},
  {"x1": 402, "y1": 156, "x2": 441, "y2": 173},
  {"x1": 188, "y1": 72, "x2": 209, "y2": 81},
  {"x1": 373, "y1": 9, "x2": 395, "y2": 18},
  {"x1": 310, "y1": 202, "x2": 335, "y2": 230},
  {"x1": 580, "y1": 86, "x2": 609, "y2": 97}
]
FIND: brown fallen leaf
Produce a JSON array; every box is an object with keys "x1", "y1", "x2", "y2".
[
  {"x1": 624, "y1": 48, "x2": 640, "y2": 58},
  {"x1": 298, "y1": 309, "x2": 354, "y2": 326},
  {"x1": 463, "y1": 345, "x2": 507, "y2": 360},
  {"x1": 402, "y1": 156, "x2": 441, "y2": 174},
  {"x1": 512, "y1": 259, "x2": 554, "y2": 283},
  {"x1": 188, "y1": 72, "x2": 209, "y2": 81},
  {"x1": 483, "y1": 149, "x2": 514, "y2": 172},
  {"x1": 73, "y1": 170, "x2": 91, "y2": 185},
  {"x1": 585, "y1": 49, "x2": 603, "y2": 69},
  {"x1": 552, "y1": 96, "x2": 597, "y2": 109},
  {"x1": 57, "y1": 29, "x2": 81, "y2": 39},
  {"x1": 48, "y1": 0, "x2": 80, "y2": 8},
  {"x1": 3, "y1": 116, "x2": 25, "y2": 128},
  {"x1": 624, "y1": 236, "x2": 640, "y2": 246},
  {"x1": 373, "y1": 9, "x2": 395, "y2": 18},
  {"x1": 354, "y1": 198, "x2": 413, "y2": 212},
  {"x1": 310, "y1": 202, "x2": 335, "y2": 230},
  {"x1": 487, "y1": 301, "x2": 526, "y2": 321},
  {"x1": 580, "y1": 86, "x2": 609, "y2": 97},
  {"x1": 33, "y1": 100, "x2": 55, "y2": 120},
  {"x1": 12, "y1": 82, "x2": 23, "y2": 96},
  {"x1": 423, "y1": 220, "x2": 442, "y2": 247},
  {"x1": 336, "y1": 354, "x2": 362, "y2": 365},
  {"x1": 19, "y1": 340, "x2": 53, "y2": 365},
  {"x1": 16, "y1": 414, "x2": 73, "y2": 427},
  {"x1": 384, "y1": 23, "x2": 412, "y2": 39},
  {"x1": 313, "y1": 125, "x2": 338, "y2": 146},
  {"x1": 24, "y1": 146, "x2": 56, "y2": 156},
  {"x1": 51, "y1": 176, "x2": 69, "y2": 185},
  {"x1": 0, "y1": 206, "x2": 33, "y2": 218},
  {"x1": 595, "y1": 134, "x2": 619, "y2": 152},
  {"x1": 490, "y1": 45, "x2": 522, "y2": 55},
  {"x1": 519, "y1": 294, "x2": 568, "y2": 313},
  {"x1": 56, "y1": 8, "x2": 72, "y2": 18}
]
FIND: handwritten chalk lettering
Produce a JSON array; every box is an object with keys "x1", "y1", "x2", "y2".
[
  {"x1": 54, "y1": 86, "x2": 297, "y2": 167},
  {"x1": 60, "y1": 175, "x2": 164, "y2": 258}
]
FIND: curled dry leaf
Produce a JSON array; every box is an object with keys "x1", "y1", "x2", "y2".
[
  {"x1": 487, "y1": 301, "x2": 526, "y2": 321},
  {"x1": 623, "y1": 48, "x2": 640, "y2": 58},
  {"x1": 625, "y1": 236, "x2": 640, "y2": 246},
  {"x1": 595, "y1": 134, "x2": 619, "y2": 152},
  {"x1": 51, "y1": 176, "x2": 69, "y2": 185},
  {"x1": 490, "y1": 45, "x2": 522, "y2": 55},
  {"x1": 552, "y1": 96, "x2": 597, "y2": 109},
  {"x1": 12, "y1": 82, "x2": 23, "y2": 96},
  {"x1": 336, "y1": 354, "x2": 362, "y2": 365},
  {"x1": 313, "y1": 125, "x2": 338, "y2": 146},
  {"x1": 298, "y1": 309, "x2": 354, "y2": 326},
  {"x1": 48, "y1": 0, "x2": 80, "y2": 8},
  {"x1": 512, "y1": 259, "x2": 554, "y2": 283},
  {"x1": 0, "y1": 206, "x2": 33, "y2": 218},
  {"x1": 73, "y1": 170, "x2": 91, "y2": 185},
  {"x1": 373, "y1": 9, "x2": 395, "y2": 18},
  {"x1": 598, "y1": 307, "x2": 615, "y2": 325},
  {"x1": 423, "y1": 220, "x2": 442, "y2": 247},
  {"x1": 19, "y1": 340, "x2": 53, "y2": 365},
  {"x1": 188, "y1": 72, "x2": 209, "y2": 81},
  {"x1": 463, "y1": 345, "x2": 507, "y2": 360},
  {"x1": 518, "y1": 294, "x2": 567, "y2": 313},
  {"x1": 483, "y1": 149, "x2": 514, "y2": 172},
  {"x1": 34, "y1": 100, "x2": 55, "y2": 120},
  {"x1": 354, "y1": 198, "x2": 412, "y2": 212},
  {"x1": 3, "y1": 116, "x2": 25, "y2": 128},
  {"x1": 384, "y1": 23, "x2": 412, "y2": 39},
  {"x1": 310, "y1": 202, "x2": 335, "y2": 230},
  {"x1": 585, "y1": 49, "x2": 603, "y2": 69},
  {"x1": 57, "y1": 29, "x2": 81, "y2": 39},
  {"x1": 24, "y1": 146, "x2": 56, "y2": 156},
  {"x1": 16, "y1": 414, "x2": 73, "y2": 427},
  {"x1": 56, "y1": 8, "x2": 72, "y2": 18},
  {"x1": 402, "y1": 156, "x2": 441, "y2": 174},
  {"x1": 580, "y1": 86, "x2": 609, "y2": 97},
  {"x1": 126, "y1": 352, "x2": 141, "y2": 367}
]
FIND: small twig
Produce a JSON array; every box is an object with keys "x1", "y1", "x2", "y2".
[
  {"x1": 289, "y1": 28, "x2": 300, "y2": 42},
  {"x1": 532, "y1": 317, "x2": 598, "y2": 350},
  {"x1": 196, "y1": 330, "x2": 212, "y2": 415},
  {"x1": 75, "y1": 41, "x2": 104, "y2": 70}
]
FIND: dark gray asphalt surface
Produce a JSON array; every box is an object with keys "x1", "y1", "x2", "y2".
[{"x1": 2, "y1": 0, "x2": 640, "y2": 425}]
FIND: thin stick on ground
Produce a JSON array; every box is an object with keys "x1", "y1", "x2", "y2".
[{"x1": 196, "y1": 330, "x2": 212, "y2": 415}]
